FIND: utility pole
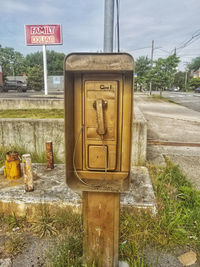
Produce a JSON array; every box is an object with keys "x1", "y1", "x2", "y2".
[
  {"x1": 185, "y1": 71, "x2": 188, "y2": 91},
  {"x1": 43, "y1": 45, "x2": 48, "y2": 95},
  {"x1": 104, "y1": 0, "x2": 115, "y2": 52},
  {"x1": 149, "y1": 40, "x2": 154, "y2": 95}
]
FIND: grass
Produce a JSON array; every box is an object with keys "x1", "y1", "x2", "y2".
[
  {"x1": 4, "y1": 233, "x2": 25, "y2": 256},
  {"x1": 0, "y1": 109, "x2": 64, "y2": 119},
  {"x1": 120, "y1": 157, "x2": 200, "y2": 265},
  {"x1": 5, "y1": 212, "x2": 26, "y2": 230},
  {"x1": 150, "y1": 94, "x2": 180, "y2": 105},
  {"x1": 31, "y1": 208, "x2": 58, "y2": 238}
]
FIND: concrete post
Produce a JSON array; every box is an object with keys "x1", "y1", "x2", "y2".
[{"x1": 22, "y1": 154, "x2": 34, "y2": 192}]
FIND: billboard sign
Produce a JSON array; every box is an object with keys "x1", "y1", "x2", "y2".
[{"x1": 25, "y1": 24, "x2": 62, "y2": 46}]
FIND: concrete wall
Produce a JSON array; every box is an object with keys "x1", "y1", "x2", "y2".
[
  {"x1": 0, "y1": 119, "x2": 65, "y2": 161},
  {"x1": 131, "y1": 105, "x2": 147, "y2": 166},
  {"x1": 0, "y1": 106, "x2": 147, "y2": 165},
  {"x1": 0, "y1": 98, "x2": 64, "y2": 110}
]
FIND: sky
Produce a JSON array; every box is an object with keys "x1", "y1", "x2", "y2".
[{"x1": 0, "y1": 0, "x2": 200, "y2": 70}]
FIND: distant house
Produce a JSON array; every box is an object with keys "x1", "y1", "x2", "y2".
[{"x1": 191, "y1": 68, "x2": 200, "y2": 78}]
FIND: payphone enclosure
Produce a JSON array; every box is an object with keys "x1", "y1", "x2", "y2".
[{"x1": 64, "y1": 53, "x2": 134, "y2": 192}]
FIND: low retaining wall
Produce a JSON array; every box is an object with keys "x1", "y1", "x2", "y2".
[
  {"x1": 132, "y1": 106, "x2": 147, "y2": 166},
  {"x1": 0, "y1": 105, "x2": 147, "y2": 165},
  {"x1": 0, "y1": 98, "x2": 64, "y2": 110},
  {"x1": 0, "y1": 119, "x2": 65, "y2": 161}
]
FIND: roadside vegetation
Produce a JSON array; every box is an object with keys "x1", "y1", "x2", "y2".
[
  {"x1": 150, "y1": 94, "x2": 178, "y2": 104},
  {"x1": 0, "y1": 158, "x2": 199, "y2": 266},
  {"x1": 0, "y1": 109, "x2": 64, "y2": 119}
]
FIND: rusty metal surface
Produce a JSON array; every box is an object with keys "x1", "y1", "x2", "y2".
[
  {"x1": 4, "y1": 151, "x2": 21, "y2": 180},
  {"x1": 46, "y1": 141, "x2": 54, "y2": 169},
  {"x1": 65, "y1": 53, "x2": 134, "y2": 71},
  {"x1": 148, "y1": 140, "x2": 200, "y2": 147}
]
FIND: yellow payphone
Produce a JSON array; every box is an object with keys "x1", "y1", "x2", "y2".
[{"x1": 65, "y1": 53, "x2": 134, "y2": 192}]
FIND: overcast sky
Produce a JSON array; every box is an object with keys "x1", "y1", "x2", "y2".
[{"x1": 0, "y1": 0, "x2": 200, "y2": 70}]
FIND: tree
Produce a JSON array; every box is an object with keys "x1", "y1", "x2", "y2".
[
  {"x1": 134, "y1": 56, "x2": 151, "y2": 90},
  {"x1": 187, "y1": 57, "x2": 200, "y2": 72},
  {"x1": 25, "y1": 50, "x2": 65, "y2": 75},
  {"x1": 27, "y1": 65, "x2": 44, "y2": 91},
  {"x1": 174, "y1": 71, "x2": 186, "y2": 91},
  {"x1": 0, "y1": 45, "x2": 26, "y2": 79},
  {"x1": 189, "y1": 77, "x2": 200, "y2": 88},
  {"x1": 148, "y1": 54, "x2": 180, "y2": 94}
]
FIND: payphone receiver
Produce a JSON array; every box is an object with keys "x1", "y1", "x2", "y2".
[{"x1": 93, "y1": 99, "x2": 107, "y2": 136}]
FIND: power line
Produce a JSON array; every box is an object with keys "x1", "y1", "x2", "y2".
[{"x1": 177, "y1": 30, "x2": 200, "y2": 51}]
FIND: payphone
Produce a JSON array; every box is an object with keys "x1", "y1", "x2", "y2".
[{"x1": 64, "y1": 53, "x2": 134, "y2": 192}]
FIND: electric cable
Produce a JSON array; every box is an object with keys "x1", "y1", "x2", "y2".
[{"x1": 73, "y1": 125, "x2": 108, "y2": 188}]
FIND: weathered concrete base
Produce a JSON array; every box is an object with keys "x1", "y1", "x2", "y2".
[{"x1": 0, "y1": 164, "x2": 156, "y2": 219}]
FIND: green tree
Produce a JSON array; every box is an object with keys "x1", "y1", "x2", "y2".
[
  {"x1": 187, "y1": 57, "x2": 200, "y2": 72},
  {"x1": 189, "y1": 77, "x2": 200, "y2": 88},
  {"x1": 27, "y1": 65, "x2": 44, "y2": 91},
  {"x1": 174, "y1": 71, "x2": 186, "y2": 91},
  {"x1": 25, "y1": 50, "x2": 65, "y2": 75},
  {"x1": 0, "y1": 45, "x2": 26, "y2": 79},
  {"x1": 135, "y1": 56, "x2": 151, "y2": 91},
  {"x1": 148, "y1": 54, "x2": 179, "y2": 95}
]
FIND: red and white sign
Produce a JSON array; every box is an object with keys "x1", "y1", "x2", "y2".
[{"x1": 25, "y1": 24, "x2": 62, "y2": 46}]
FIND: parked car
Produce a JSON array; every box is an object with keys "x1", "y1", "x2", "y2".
[
  {"x1": 194, "y1": 87, "x2": 200, "y2": 93},
  {"x1": 1, "y1": 80, "x2": 27, "y2": 92}
]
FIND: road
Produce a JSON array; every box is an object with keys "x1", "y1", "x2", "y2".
[
  {"x1": 157, "y1": 91, "x2": 200, "y2": 112},
  {"x1": 135, "y1": 93, "x2": 200, "y2": 190}
]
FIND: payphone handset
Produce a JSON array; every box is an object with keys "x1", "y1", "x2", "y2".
[{"x1": 93, "y1": 98, "x2": 107, "y2": 136}]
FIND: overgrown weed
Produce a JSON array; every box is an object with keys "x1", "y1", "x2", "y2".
[
  {"x1": 4, "y1": 233, "x2": 25, "y2": 256},
  {"x1": 31, "y1": 208, "x2": 58, "y2": 238},
  {"x1": 46, "y1": 236, "x2": 82, "y2": 267},
  {"x1": 119, "y1": 157, "x2": 200, "y2": 265},
  {"x1": 151, "y1": 94, "x2": 177, "y2": 104},
  {"x1": 5, "y1": 212, "x2": 26, "y2": 230},
  {"x1": 55, "y1": 209, "x2": 82, "y2": 234}
]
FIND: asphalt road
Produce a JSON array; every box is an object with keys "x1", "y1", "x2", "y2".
[
  {"x1": 135, "y1": 93, "x2": 200, "y2": 191},
  {"x1": 161, "y1": 91, "x2": 200, "y2": 112}
]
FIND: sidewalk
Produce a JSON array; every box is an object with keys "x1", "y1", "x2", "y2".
[{"x1": 135, "y1": 93, "x2": 200, "y2": 190}]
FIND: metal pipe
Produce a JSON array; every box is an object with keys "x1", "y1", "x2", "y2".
[
  {"x1": 46, "y1": 141, "x2": 54, "y2": 169},
  {"x1": 104, "y1": 0, "x2": 114, "y2": 52},
  {"x1": 22, "y1": 154, "x2": 34, "y2": 192},
  {"x1": 4, "y1": 151, "x2": 21, "y2": 180}
]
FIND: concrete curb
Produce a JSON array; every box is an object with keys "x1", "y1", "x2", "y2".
[{"x1": 0, "y1": 164, "x2": 156, "y2": 219}]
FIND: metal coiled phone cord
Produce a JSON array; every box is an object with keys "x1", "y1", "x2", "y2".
[{"x1": 73, "y1": 126, "x2": 108, "y2": 188}]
